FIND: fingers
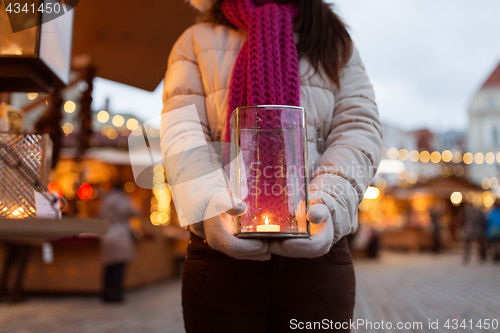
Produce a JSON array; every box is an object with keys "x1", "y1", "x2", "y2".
[
  {"x1": 307, "y1": 204, "x2": 330, "y2": 224},
  {"x1": 230, "y1": 237, "x2": 270, "y2": 255},
  {"x1": 271, "y1": 238, "x2": 329, "y2": 258},
  {"x1": 270, "y1": 220, "x2": 334, "y2": 258},
  {"x1": 227, "y1": 239, "x2": 271, "y2": 261},
  {"x1": 226, "y1": 201, "x2": 247, "y2": 216},
  {"x1": 206, "y1": 220, "x2": 271, "y2": 261}
]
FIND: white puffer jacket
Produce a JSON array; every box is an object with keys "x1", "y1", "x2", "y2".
[{"x1": 160, "y1": 22, "x2": 383, "y2": 242}]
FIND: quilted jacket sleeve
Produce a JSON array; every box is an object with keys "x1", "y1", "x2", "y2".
[
  {"x1": 309, "y1": 46, "x2": 383, "y2": 243},
  {"x1": 160, "y1": 27, "x2": 228, "y2": 232}
]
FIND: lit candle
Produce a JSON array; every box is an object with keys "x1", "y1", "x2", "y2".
[{"x1": 256, "y1": 216, "x2": 280, "y2": 232}]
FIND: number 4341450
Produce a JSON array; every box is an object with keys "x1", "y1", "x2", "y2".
[
  {"x1": 444, "y1": 319, "x2": 499, "y2": 330},
  {"x1": 5, "y1": 2, "x2": 63, "y2": 14}
]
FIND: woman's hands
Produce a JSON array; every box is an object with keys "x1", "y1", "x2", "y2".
[
  {"x1": 202, "y1": 193, "x2": 334, "y2": 260},
  {"x1": 269, "y1": 203, "x2": 334, "y2": 258},
  {"x1": 204, "y1": 200, "x2": 272, "y2": 261}
]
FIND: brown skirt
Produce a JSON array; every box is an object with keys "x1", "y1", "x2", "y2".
[{"x1": 182, "y1": 233, "x2": 356, "y2": 333}]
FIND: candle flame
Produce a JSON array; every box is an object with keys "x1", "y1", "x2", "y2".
[{"x1": 264, "y1": 216, "x2": 269, "y2": 225}]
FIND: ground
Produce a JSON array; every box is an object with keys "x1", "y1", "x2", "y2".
[{"x1": 1, "y1": 251, "x2": 499, "y2": 333}]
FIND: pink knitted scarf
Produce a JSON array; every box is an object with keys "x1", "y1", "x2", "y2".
[
  {"x1": 222, "y1": 0, "x2": 303, "y2": 232},
  {"x1": 222, "y1": 0, "x2": 301, "y2": 142}
]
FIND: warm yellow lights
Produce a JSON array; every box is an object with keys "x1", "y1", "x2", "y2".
[
  {"x1": 485, "y1": 152, "x2": 495, "y2": 164},
  {"x1": 126, "y1": 118, "x2": 139, "y2": 131},
  {"x1": 364, "y1": 186, "x2": 380, "y2": 200},
  {"x1": 452, "y1": 151, "x2": 462, "y2": 163},
  {"x1": 101, "y1": 125, "x2": 111, "y2": 136},
  {"x1": 463, "y1": 152, "x2": 473, "y2": 165},
  {"x1": 419, "y1": 151, "x2": 430, "y2": 163},
  {"x1": 153, "y1": 164, "x2": 164, "y2": 174},
  {"x1": 430, "y1": 151, "x2": 441, "y2": 164},
  {"x1": 112, "y1": 115, "x2": 125, "y2": 127},
  {"x1": 64, "y1": 101, "x2": 76, "y2": 113},
  {"x1": 381, "y1": 147, "x2": 500, "y2": 166},
  {"x1": 484, "y1": 193, "x2": 496, "y2": 208},
  {"x1": 481, "y1": 178, "x2": 490, "y2": 190},
  {"x1": 124, "y1": 181, "x2": 136, "y2": 193},
  {"x1": 409, "y1": 150, "x2": 420, "y2": 162},
  {"x1": 398, "y1": 149, "x2": 409, "y2": 161},
  {"x1": 387, "y1": 148, "x2": 398, "y2": 160},
  {"x1": 97, "y1": 110, "x2": 109, "y2": 124},
  {"x1": 106, "y1": 128, "x2": 118, "y2": 140},
  {"x1": 450, "y1": 192, "x2": 463, "y2": 206},
  {"x1": 62, "y1": 123, "x2": 74, "y2": 135},
  {"x1": 442, "y1": 150, "x2": 452, "y2": 163},
  {"x1": 150, "y1": 164, "x2": 171, "y2": 226},
  {"x1": 27, "y1": 93, "x2": 38, "y2": 100},
  {"x1": 474, "y1": 152, "x2": 484, "y2": 165},
  {"x1": 97, "y1": 110, "x2": 110, "y2": 123}
]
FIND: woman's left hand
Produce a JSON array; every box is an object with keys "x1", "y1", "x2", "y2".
[{"x1": 269, "y1": 204, "x2": 334, "y2": 258}]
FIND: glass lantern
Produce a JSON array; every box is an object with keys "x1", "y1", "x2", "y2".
[
  {"x1": 230, "y1": 105, "x2": 310, "y2": 238},
  {"x1": 0, "y1": 132, "x2": 53, "y2": 219},
  {"x1": 0, "y1": 0, "x2": 74, "y2": 92}
]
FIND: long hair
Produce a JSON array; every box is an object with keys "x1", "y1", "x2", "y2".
[{"x1": 201, "y1": 0, "x2": 353, "y2": 87}]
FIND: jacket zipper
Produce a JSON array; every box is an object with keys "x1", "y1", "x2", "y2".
[{"x1": 317, "y1": 128, "x2": 325, "y2": 154}]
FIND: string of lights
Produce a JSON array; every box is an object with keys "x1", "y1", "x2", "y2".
[{"x1": 383, "y1": 147, "x2": 500, "y2": 166}]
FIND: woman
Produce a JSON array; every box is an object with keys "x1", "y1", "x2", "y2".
[
  {"x1": 100, "y1": 184, "x2": 137, "y2": 303},
  {"x1": 161, "y1": 0, "x2": 382, "y2": 331}
]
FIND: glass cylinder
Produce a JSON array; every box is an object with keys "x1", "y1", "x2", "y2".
[{"x1": 230, "y1": 105, "x2": 309, "y2": 238}]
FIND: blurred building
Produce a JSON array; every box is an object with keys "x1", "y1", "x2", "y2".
[
  {"x1": 467, "y1": 62, "x2": 500, "y2": 186},
  {"x1": 435, "y1": 130, "x2": 465, "y2": 153}
]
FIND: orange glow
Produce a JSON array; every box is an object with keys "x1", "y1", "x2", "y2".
[
  {"x1": 77, "y1": 183, "x2": 92, "y2": 200},
  {"x1": 48, "y1": 182, "x2": 63, "y2": 197}
]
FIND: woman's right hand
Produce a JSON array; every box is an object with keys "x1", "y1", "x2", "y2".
[{"x1": 203, "y1": 201, "x2": 271, "y2": 261}]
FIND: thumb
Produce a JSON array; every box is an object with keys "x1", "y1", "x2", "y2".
[
  {"x1": 226, "y1": 200, "x2": 247, "y2": 216},
  {"x1": 307, "y1": 204, "x2": 330, "y2": 224}
]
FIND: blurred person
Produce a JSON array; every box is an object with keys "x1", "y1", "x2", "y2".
[
  {"x1": 486, "y1": 199, "x2": 500, "y2": 262},
  {"x1": 99, "y1": 183, "x2": 138, "y2": 303},
  {"x1": 161, "y1": 0, "x2": 382, "y2": 332},
  {"x1": 0, "y1": 242, "x2": 31, "y2": 303},
  {"x1": 349, "y1": 224, "x2": 380, "y2": 259},
  {"x1": 461, "y1": 202, "x2": 487, "y2": 264},
  {"x1": 429, "y1": 201, "x2": 445, "y2": 253}
]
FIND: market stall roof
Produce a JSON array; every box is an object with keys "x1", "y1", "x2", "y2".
[
  {"x1": 72, "y1": 0, "x2": 198, "y2": 91},
  {"x1": 387, "y1": 175, "x2": 483, "y2": 199}
]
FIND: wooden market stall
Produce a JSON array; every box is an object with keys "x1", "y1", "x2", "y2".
[{"x1": 359, "y1": 176, "x2": 486, "y2": 252}]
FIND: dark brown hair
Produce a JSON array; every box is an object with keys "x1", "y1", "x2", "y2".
[{"x1": 201, "y1": 0, "x2": 353, "y2": 87}]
